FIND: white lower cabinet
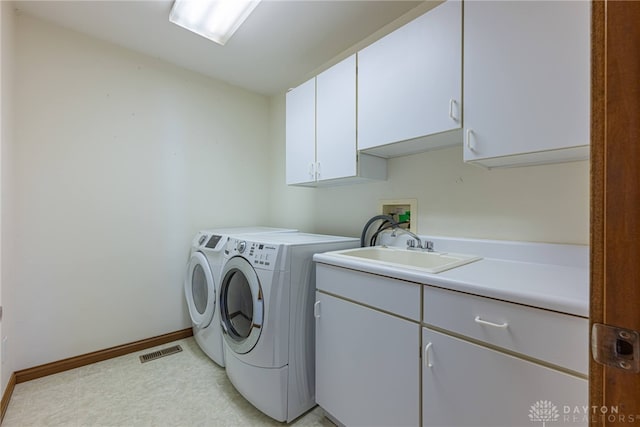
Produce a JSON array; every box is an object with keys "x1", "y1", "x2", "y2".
[
  {"x1": 314, "y1": 264, "x2": 588, "y2": 426},
  {"x1": 315, "y1": 292, "x2": 420, "y2": 427},
  {"x1": 314, "y1": 264, "x2": 421, "y2": 426},
  {"x1": 422, "y1": 327, "x2": 588, "y2": 427},
  {"x1": 421, "y1": 285, "x2": 588, "y2": 426}
]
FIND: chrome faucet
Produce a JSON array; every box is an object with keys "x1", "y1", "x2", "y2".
[{"x1": 390, "y1": 227, "x2": 434, "y2": 251}]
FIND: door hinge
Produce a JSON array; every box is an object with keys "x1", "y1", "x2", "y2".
[{"x1": 592, "y1": 323, "x2": 640, "y2": 372}]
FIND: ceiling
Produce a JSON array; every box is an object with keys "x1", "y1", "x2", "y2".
[{"x1": 14, "y1": 0, "x2": 424, "y2": 96}]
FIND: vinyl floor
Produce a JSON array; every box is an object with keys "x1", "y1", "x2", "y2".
[{"x1": 2, "y1": 337, "x2": 333, "y2": 427}]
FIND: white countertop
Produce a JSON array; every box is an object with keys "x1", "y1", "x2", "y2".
[{"x1": 313, "y1": 234, "x2": 589, "y2": 318}]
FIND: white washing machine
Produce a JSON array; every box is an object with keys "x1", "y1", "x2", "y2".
[
  {"x1": 218, "y1": 232, "x2": 359, "y2": 422},
  {"x1": 184, "y1": 227, "x2": 296, "y2": 366}
]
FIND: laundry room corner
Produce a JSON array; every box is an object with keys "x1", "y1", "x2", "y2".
[
  {"x1": 9, "y1": 13, "x2": 273, "y2": 372},
  {"x1": 1, "y1": 0, "x2": 17, "y2": 402}
]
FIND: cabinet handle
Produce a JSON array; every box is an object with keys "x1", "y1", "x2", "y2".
[
  {"x1": 466, "y1": 129, "x2": 476, "y2": 152},
  {"x1": 474, "y1": 316, "x2": 508, "y2": 329},
  {"x1": 314, "y1": 301, "x2": 321, "y2": 318},
  {"x1": 424, "y1": 342, "x2": 433, "y2": 368},
  {"x1": 449, "y1": 99, "x2": 458, "y2": 122},
  {"x1": 308, "y1": 162, "x2": 315, "y2": 179}
]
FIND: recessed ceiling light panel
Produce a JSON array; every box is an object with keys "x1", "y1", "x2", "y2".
[{"x1": 169, "y1": 0, "x2": 262, "y2": 46}]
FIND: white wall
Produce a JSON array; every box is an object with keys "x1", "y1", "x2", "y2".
[
  {"x1": 11, "y1": 14, "x2": 271, "y2": 370},
  {"x1": 268, "y1": 94, "x2": 589, "y2": 245},
  {"x1": 1, "y1": 0, "x2": 16, "y2": 393}
]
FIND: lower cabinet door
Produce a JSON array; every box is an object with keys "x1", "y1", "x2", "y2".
[
  {"x1": 315, "y1": 292, "x2": 420, "y2": 426},
  {"x1": 422, "y1": 328, "x2": 588, "y2": 427}
]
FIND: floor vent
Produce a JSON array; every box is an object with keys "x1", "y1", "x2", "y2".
[{"x1": 139, "y1": 345, "x2": 183, "y2": 363}]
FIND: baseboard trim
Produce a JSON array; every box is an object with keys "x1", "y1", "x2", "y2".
[
  {"x1": 15, "y1": 328, "x2": 193, "y2": 384},
  {"x1": 1, "y1": 372, "x2": 16, "y2": 423}
]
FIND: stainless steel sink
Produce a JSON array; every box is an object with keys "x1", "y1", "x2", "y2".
[{"x1": 328, "y1": 246, "x2": 482, "y2": 274}]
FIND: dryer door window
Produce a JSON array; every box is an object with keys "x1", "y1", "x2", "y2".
[
  {"x1": 192, "y1": 264, "x2": 208, "y2": 314},
  {"x1": 220, "y1": 256, "x2": 263, "y2": 354},
  {"x1": 184, "y1": 252, "x2": 216, "y2": 329}
]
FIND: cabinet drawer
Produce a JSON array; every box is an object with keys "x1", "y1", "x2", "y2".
[
  {"x1": 423, "y1": 285, "x2": 588, "y2": 375},
  {"x1": 316, "y1": 264, "x2": 420, "y2": 321}
]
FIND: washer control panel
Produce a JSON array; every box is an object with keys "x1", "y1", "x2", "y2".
[
  {"x1": 226, "y1": 239, "x2": 280, "y2": 270},
  {"x1": 193, "y1": 232, "x2": 227, "y2": 252}
]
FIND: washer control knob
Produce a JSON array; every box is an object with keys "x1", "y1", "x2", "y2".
[{"x1": 237, "y1": 241, "x2": 247, "y2": 254}]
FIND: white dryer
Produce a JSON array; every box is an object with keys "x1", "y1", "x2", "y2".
[
  {"x1": 184, "y1": 227, "x2": 295, "y2": 366},
  {"x1": 218, "y1": 232, "x2": 358, "y2": 422}
]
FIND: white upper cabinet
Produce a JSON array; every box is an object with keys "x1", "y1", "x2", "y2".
[
  {"x1": 357, "y1": 0, "x2": 462, "y2": 158},
  {"x1": 285, "y1": 78, "x2": 316, "y2": 185},
  {"x1": 286, "y1": 55, "x2": 386, "y2": 187},
  {"x1": 316, "y1": 55, "x2": 357, "y2": 182},
  {"x1": 463, "y1": 1, "x2": 590, "y2": 168}
]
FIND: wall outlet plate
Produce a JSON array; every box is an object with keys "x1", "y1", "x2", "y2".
[{"x1": 379, "y1": 198, "x2": 417, "y2": 234}]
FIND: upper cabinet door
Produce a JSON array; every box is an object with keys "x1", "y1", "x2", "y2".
[
  {"x1": 357, "y1": 1, "x2": 462, "y2": 155},
  {"x1": 463, "y1": 1, "x2": 590, "y2": 168},
  {"x1": 285, "y1": 77, "x2": 316, "y2": 185},
  {"x1": 316, "y1": 55, "x2": 357, "y2": 182}
]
